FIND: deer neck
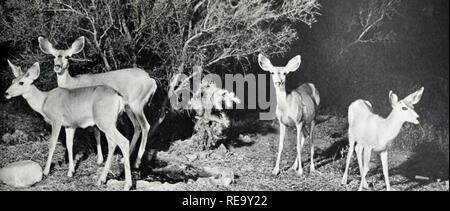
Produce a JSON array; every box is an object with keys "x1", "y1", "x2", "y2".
[
  {"x1": 21, "y1": 85, "x2": 47, "y2": 118},
  {"x1": 380, "y1": 109, "x2": 405, "y2": 144},
  {"x1": 274, "y1": 84, "x2": 288, "y2": 109},
  {"x1": 57, "y1": 70, "x2": 83, "y2": 88}
]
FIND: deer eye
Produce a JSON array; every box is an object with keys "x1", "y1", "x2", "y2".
[
  {"x1": 283, "y1": 73, "x2": 287, "y2": 76},
  {"x1": 402, "y1": 107, "x2": 408, "y2": 111},
  {"x1": 18, "y1": 81, "x2": 24, "y2": 85}
]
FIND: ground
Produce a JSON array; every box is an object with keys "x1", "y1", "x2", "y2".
[{"x1": 0, "y1": 102, "x2": 448, "y2": 191}]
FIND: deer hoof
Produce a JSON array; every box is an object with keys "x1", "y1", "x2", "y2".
[{"x1": 272, "y1": 168, "x2": 280, "y2": 175}]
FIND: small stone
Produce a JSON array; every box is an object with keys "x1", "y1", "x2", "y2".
[
  {"x1": 0, "y1": 160, "x2": 42, "y2": 188},
  {"x1": 185, "y1": 154, "x2": 198, "y2": 162},
  {"x1": 1, "y1": 133, "x2": 13, "y2": 145},
  {"x1": 203, "y1": 166, "x2": 235, "y2": 187}
]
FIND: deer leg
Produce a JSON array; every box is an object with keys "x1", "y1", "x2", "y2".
[
  {"x1": 65, "y1": 128, "x2": 76, "y2": 178},
  {"x1": 272, "y1": 122, "x2": 286, "y2": 175},
  {"x1": 111, "y1": 129, "x2": 132, "y2": 191},
  {"x1": 94, "y1": 127, "x2": 103, "y2": 165},
  {"x1": 43, "y1": 121, "x2": 62, "y2": 176},
  {"x1": 98, "y1": 136, "x2": 116, "y2": 186},
  {"x1": 355, "y1": 144, "x2": 364, "y2": 191},
  {"x1": 380, "y1": 150, "x2": 391, "y2": 191},
  {"x1": 341, "y1": 134, "x2": 355, "y2": 185},
  {"x1": 296, "y1": 122, "x2": 305, "y2": 176},
  {"x1": 290, "y1": 155, "x2": 299, "y2": 172},
  {"x1": 133, "y1": 107, "x2": 150, "y2": 169},
  {"x1": 125, "y1": 107, "x2": 141, "y2": 156},
  {"x1": 309, "y1": 120, "x2": 317, "y2": 173},
  {"x1": 362, "y1": 147, "x2": 372, "y2": 190}
]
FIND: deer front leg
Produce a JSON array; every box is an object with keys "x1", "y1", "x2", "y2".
[
  {"x1": 295, "y1": 122, "x2": 305, "y2": 176},
  {"x1": 65, "y1": 128, "x2": 76, "y2": 177},
  {"x1": 43, "y1": 122, "x2": 62, "y2": 176},
  {"x1": 380, "y1": 150, "x2": 391, "y2": 191},
  {"x1": 272, "y1": 122, "x2": 286, "y2": 175}
]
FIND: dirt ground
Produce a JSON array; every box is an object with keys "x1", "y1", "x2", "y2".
[{"x1": 0, "y1": 102, "x2": 448, "y2": 191}]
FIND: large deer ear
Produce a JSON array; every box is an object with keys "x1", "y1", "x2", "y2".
[
  {"x1": 389, "y1": 90, "x2": 399, "y2": 106},
  {"x1": 285, "y1": 55, "x2": 301, "y2": 73},
  {"x1": 38, "y1": 36, "x2": 58, "y2": 56},
  {"x1": 7, "y1": 60, "x2": 23, "y2": 77},
  {"x1": 26, "y1": 62, "x2": 40, "y2": 80},
  {"x1": 66, "y1": 36, "x2": 85, "y2": 56},
  {"x1": 258, "y1": 54, "x2": 274, "y2": 72},
  {"x1": 404, "y1": 87, "x2": 424, "y2": 105}
]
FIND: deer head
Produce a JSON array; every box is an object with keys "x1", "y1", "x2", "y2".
[
  {"x1": 258, "y1": 54, "x2": 301, "y2": 88},
  {"x1": 5, "y1": 60, "x2": 40, "y2": 99},
  {"x1": 389, "y1": 87, "x2": 425, "y2": 125},
  {"x1": 38, "y1": 36, "x2": 85, "y2": 75}
]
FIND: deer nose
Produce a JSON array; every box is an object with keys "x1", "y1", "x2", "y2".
[{"x1": 5, "y1": 92, "x2": 8, "y2": 97}]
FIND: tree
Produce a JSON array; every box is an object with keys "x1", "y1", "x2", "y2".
[{"x1": 1, "y1": 0, "x2": 321, "y2": 149}]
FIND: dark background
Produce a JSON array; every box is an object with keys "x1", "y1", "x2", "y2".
[{"x1": 259, "y1": 0, "x2": 449, "y2": 127}]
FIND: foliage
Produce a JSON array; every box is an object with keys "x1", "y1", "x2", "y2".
[{"x1": 1, "y1": 0, "x2": 321, "y2": 89}]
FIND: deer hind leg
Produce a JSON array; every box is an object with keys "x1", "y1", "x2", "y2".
[
  {"x1": 97, "y1": 137, "x2": 116, "y2": 186},
  {"x1": 295, "y1": 122, "x2": 305, "y2": 176},
  {"x1": 111, "y1": 128, "x2": 132, "y2": 190},
  {"x1": 94, "y1": 127, "x2": 104, "y2": 165},
  {"x1": 273, "y1": 122, "x2": 286, "y2": 175},
  {"x1": 65, "y1": 128, "x2": 76, "y2": 177},
  {"x1": 125, "y1": 106, "x2": 141, "y2": 157},
  {"x1": 309, "y1": 120, "x2": 317, "y2": 173},
  {"x1": 132, "y1": 105, "x2": 150, "y2": 169},
  {"x1": 357, "y1": 146, "x2": 372, "y2": 191},
  {"x1": 43, "y1": 121, "x2": 62, "y2": 176},
  {"x1": 341, "y1": 133, "x2": 356, "y2": 185},
  {"x1": 355, "y1": 144, "x2": 364, "y2": 191}
]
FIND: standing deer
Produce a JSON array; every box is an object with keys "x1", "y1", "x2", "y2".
[
  {"x1": 258, "y1": 54, "x2": 320, "y2": 176},
  {"x1": 38, "y1": 36, "x2": 156, "y2": 168},
  {"x1": 341, "y1": 87, "x2": 424, "y2": 191},
  {"x1": 4, "y1": 61, "x2": 132, "y2": 190}
]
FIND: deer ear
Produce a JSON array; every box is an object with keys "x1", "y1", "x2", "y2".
[
  {"x1": 389, "y1": 90, "x2": 399, "y2": 106},
  {"x1": 7, "y1": 60, "x2": 23, "y2": 77},
  {"x1": 38, "y1": 36, "x2": 57, "y2": 56},
  {"x1": 258, "y1": 54, "x2": 274, "y2": 72},
  {"x1": 404, "y1": 87, "x2": 424, "y2": 105},
  {"x1": 285, "y1": 55, "x2": 301, "y2": 73},
  {"x1": 66, "y1": 36, "x2": 85, "y2": 56},
  {"x1": 27, "y1": 62, "x2": 40, "y2": 80}
]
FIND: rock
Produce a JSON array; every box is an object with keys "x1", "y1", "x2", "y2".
[
  {"x1": 198, "y1": 151, "x2": 210, "y2": 160},
  {"x1": 203, "y1": 166, "x2": 235, "y2": 187},
  {"x1": 185, "y1": 154, "x2": 198, "y2": 162},
  {"x1": 106, "y1": 179, "x2": 184, "y2": 191},
  {"x1": 239, "y1": 134, "x2": 252, "y2": 143},
  {"x1": 1, "y1": 133, "x2": 13, "y2": 145},
  {"x1": 0, "y1": 160, "x2": 42, "y2": 188},
  {"x1": 217, "y1": 144, "x2": 228, "y2": 155}
]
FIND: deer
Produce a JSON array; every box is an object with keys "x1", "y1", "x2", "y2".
[
  {"x1": 341, "y1": 87, "x2": 424, "y2": 191},
  {"x1": 38, "y1": 36, "x2": 157, "y2": 169},
  {"x1": 258, "y1": 54, "x2": 320, "y2": 176},
  {"x1": 4, "y1": 60, "x2": 132, "y2": 190}
]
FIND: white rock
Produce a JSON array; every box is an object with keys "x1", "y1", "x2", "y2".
[
  {"x1": 0, "y1": 160, "x2": 43, "y2": 188},
  {"x1": 203, "y1": 166, "x2": 234, "y2": 187}
]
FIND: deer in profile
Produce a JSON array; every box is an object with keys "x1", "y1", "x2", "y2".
[
  {"x1": 341, "y1": 87, "x2": 424, "y2": 191},
  {"x1": 39, "y1": 36, "x2": 156, "y2": 168},
  {"x1": 4, "y1": 61, "x2": 132, "y2": 190},
  {"x1": 258, "y1": 54, "x2": 320, "y2": 176}
]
